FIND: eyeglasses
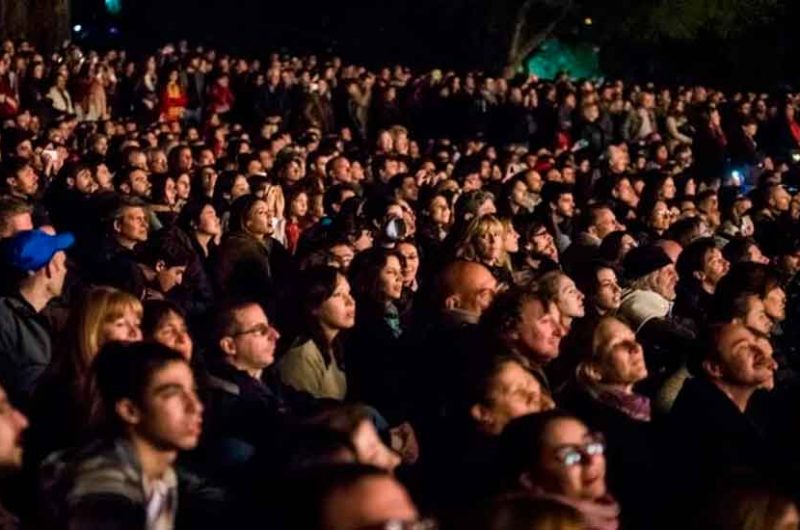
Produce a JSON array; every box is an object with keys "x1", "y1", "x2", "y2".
[
  {"x1": 358, "y1": 519, "x2": 438, "y2": 530},
  {"x1": 232, "y1": 323, "x2": 274, "y2": 338},
  {"x1": 555, "y1": 433, "x2": 605, "y2": 467}
]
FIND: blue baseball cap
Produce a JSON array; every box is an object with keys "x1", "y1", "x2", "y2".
[{"x1": 1, "y1": 229, "x2": 74, "y2": 272}]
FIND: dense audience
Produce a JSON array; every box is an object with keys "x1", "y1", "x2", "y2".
[{"x1": 0, "y1": 36, "x2": 800, "y2": 529}]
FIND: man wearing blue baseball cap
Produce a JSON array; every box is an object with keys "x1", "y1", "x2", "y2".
[{"x1": 0, "y1": 229, "x2": 73, "y2": 409}]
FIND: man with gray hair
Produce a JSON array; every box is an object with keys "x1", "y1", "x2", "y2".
[{"x1": 617, "y1": 244, "x2": 696, "y2": 406}]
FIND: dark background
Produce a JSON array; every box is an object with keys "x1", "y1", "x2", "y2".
[{"x1": 69, "y1": 0, "x2": 800, "y2": 89}]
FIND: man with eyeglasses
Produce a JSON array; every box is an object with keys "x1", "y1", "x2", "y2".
[{"x1": 193, "y1": 300, "x2": 289, "y2": 482}]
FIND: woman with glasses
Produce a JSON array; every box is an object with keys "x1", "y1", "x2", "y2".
[
  {"x1": 559, "y1": 317, "x2": 656, "y2": 530},
  {"x1": 500, "y1": 410, "x2": 619, "y2": 530}
]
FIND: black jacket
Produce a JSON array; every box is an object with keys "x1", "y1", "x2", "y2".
[
  {"x1": 664, "y1": 377, "x2": 779, "y2": 519},
  {"x1": 559, "y1": 382, "x2": 658, "y2": 530},
  {"x1": 0, "y1": 294, "x2": 52, "y2": 409},
  {"x1": 344, "y1": 302, "x2": 409, "y2": 424}
]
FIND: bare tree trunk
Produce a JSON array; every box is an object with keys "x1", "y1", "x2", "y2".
[
  {"x1": 506, "y1": 0, "x2": 573, "y2": 71},
  {"x1": 0, "y1": 0, "x2": 69, "y2": 50}
]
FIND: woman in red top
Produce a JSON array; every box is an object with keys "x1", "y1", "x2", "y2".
[
  {"x1": 284, "y1": 186, "x2": 311, "y2": 255},
  {"x1": 207, "y1": 74, "x2": 234, "y2": 119},
  {"x1": 160, "y1": 69, "x2": 187, "y2": 123}
]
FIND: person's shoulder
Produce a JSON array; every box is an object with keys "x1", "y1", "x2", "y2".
[
  {"x1": 284, "y1": 337, "x2": 320, "y2": 358},
  {"x1": 42, "y1": 438, "x2": 141, "y2": 502}
]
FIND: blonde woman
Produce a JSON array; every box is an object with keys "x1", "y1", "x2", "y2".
[
  {"x1": 28, "y1": 286, "x2": 143, "y2": 461},
  {"x1": 455, "y1": 214, "x2": 514, "y2": 285}
]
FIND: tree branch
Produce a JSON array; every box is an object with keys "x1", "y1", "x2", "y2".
[{"x1": 508, "y1": 0, "x2": 573, "y2": 68}]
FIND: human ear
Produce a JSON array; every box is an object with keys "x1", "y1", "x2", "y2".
[
  {"x1": 115, "y1": 399, "x2": 141, "y2": 426},
  {"x1": 469, "y1": 404, "x2": 494, "y2": 428},
  {"x1": 444, "y1": 295, "x2": 459, "y2": 311},
  {"x1": 580, "y1": 362, "x2": 603, "y2": 383},
  {"x1": 702, "y1": 359, "x2": 723, "y2": 379},
  {"x1": 219, "y1": 337, "x2": 236, "y2": 356}
]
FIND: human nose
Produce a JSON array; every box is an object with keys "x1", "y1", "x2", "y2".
[
  {"x1": 186, "y1": 390, "x2": 203, "y2": 414},
  {"x1": 13, "y1": 409, "x2": 28, "y2": 431}
]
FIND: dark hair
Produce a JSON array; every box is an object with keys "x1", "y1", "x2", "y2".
[
  {"x1": 540, "y1": 182, "x2": 574, "y2": 208},
  {"x1": 480, "y1": 287, "x2": 551, "y2": 345},
  {"x1": 177, "y1": 197, "x2": 215, "y2": 233},
  {"x1": 716, "y1": 261, "x2": 782, "y2": 300},
  {"x1": 598, "y1": 230, "x2": 632, "y2": 264},
  {"x1": 93, "y1": 341, "x2": 186, "y2": 429},
  {"x1": 574, "y1": 260, "x2": 618, "y2": 300},
  {"x1": 149, "y1": 172, "x2": 175, "y2": 205},
  {"x1": 214, "y1": 299, "x2": 262, "y2": 341},
  {"x1": 139, "y1": 227, "x2": 194, "y2": 268},
  {"x1": 348, "y1": 247, "x2": 404, "y2": 308},
  {"x1": 387, "y1": 172, "x2": 414, "y2": 197},
  {"x1": 228, "y1": 193, "x2": 261, "y2": 234},
  {"x1": 113, "y1": 166, "x2": 147, "y2": 193},
  {"x1": 142, "y1": 299, "x2": 186, "y2": 338},
  {"x1": 711, "y1": 262, "x2": 783, "y2": 323},
  {"x1": 296, "y1": 266, "x2": 347, "y2": 365},
  {"x1": 676, "y1": 237, "x2": 718, "y2": 282},
  {"x1": 722, "y1": 237, "x2": 760, "y2": 264},
  {"x1": 578, "y1": 202, "x2": 613, "y2": 232},
  {"x1": 280, "y1": 464, "x2": 393, "y2": 530},
  {"x1": 687, "y1": 323, "x2": 729, "y2": 376},
  {"x1": 323, "y1": 183, "x2": 356, "y2": 214},
  {"x1": 1, "y1": 156, "x2": 31, "y2": 191},
  {"x1": 498, "y1": 410, "x2": 581, "y2": 490},
  {"x1": 666, "y1": 216, "x2": 706, "y2": 247}
]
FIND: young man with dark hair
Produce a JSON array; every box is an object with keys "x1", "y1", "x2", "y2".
[
  {"x1": 561, "y1": 202, "x2": 624, "y2": 275},
  {"x1": 537, "y1": 181, "x2": 576, "y2": 253},
  {"x1": 674, "y1": 237, "x2": 730, "y2": 327},
  {"x1": 40, "y1": 342, "x2": 219, "y2": 530},
  {"x1": 137, "y1": 228, "x2": 194, "y2": 299},
  {"x1": 1, "y1": 157, "x2": 38, "y2": 201}
]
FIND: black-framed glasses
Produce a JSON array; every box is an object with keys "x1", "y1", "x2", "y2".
[
  {"x1": 232, "y1": 323, "x2": 273, "y2": 338},
  {"x1": 555, "y1": 433, "x2": 605, "y2": 467}
]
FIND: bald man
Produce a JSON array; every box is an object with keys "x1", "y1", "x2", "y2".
[
  {"x1": 438, "y1": 260, "x2": 499, "y2": 323},
  {"x1": 406, "y1": 260, "x2": 499, "y2": 448}
]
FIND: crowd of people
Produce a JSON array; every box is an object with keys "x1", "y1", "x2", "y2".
[{"x1": 0, "y1": 36, "x2": 799, "y2": 529}]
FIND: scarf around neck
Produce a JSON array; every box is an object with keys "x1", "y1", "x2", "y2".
[{"x1": 542, "y1": 493, "x2": 621, "y2": 530}]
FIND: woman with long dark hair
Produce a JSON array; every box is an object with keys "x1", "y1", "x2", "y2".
[
  {"x1": 344, "y1": 247, "x2": 408, "y2": 423},
  {"x1": 278, "y1": 266, "x2": 355, "y2": 399}
]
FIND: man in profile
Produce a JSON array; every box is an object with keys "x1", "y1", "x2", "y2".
[{"x1": 40, "y1": 342, "x2": 221, "y2": 530}]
